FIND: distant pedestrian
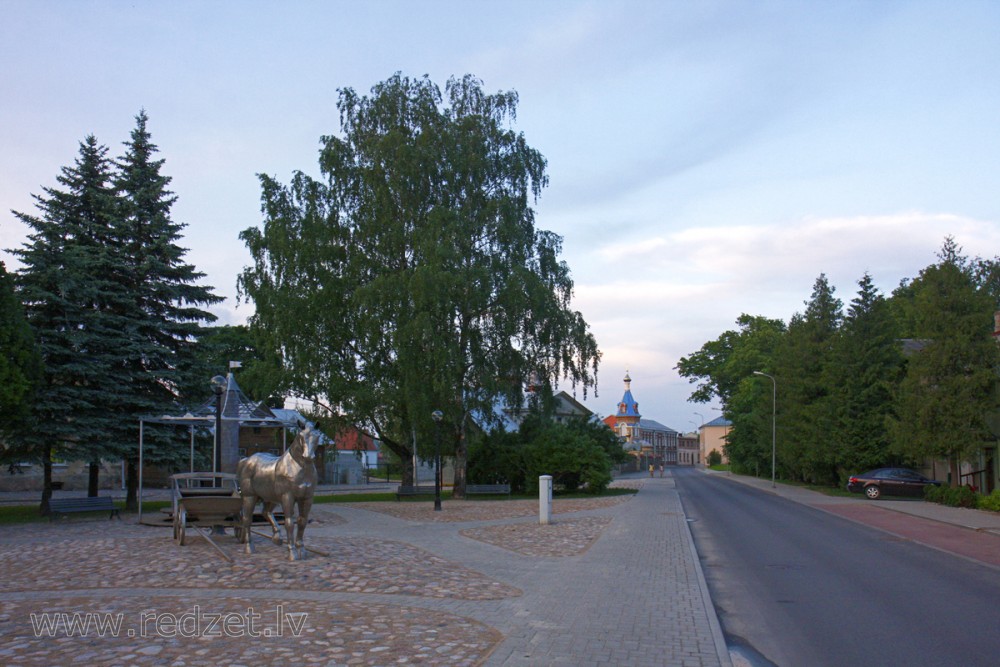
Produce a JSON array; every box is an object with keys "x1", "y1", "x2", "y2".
[
  {"x1": 649, "y1": 464, "x2": 654, "y2": 477},
  {"x1": 659, "y1": 464, "x2": 664, "y2": 478}
]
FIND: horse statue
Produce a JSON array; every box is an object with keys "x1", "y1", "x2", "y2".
[{"x1": 237, "y1": 421, "x2": 320, "y2": 561}]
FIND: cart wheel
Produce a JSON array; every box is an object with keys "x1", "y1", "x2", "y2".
[{"x1": 172, "y1": 515, "x2": 179, "y2": 542}]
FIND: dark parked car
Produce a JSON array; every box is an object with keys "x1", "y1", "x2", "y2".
[{"x1": 847, "y1": 468, "x2": 942, "y2": 500}]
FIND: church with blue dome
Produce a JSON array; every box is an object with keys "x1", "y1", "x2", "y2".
[{"x1": 603, "y1": 371, "x2": 682, "y2": 466}]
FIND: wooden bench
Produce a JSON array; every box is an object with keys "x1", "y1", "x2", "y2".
[
  {"x1": 466, "y1": 483, "x2": 511, "y2": 496},
  {"x1": 395, "y1": 485, "x2": 438, "y2": 500},
  {"x1": 49, "y1": 496, "x2": 120, "y2": 520}
]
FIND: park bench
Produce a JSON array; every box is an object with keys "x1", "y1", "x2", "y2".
[
  {"x1": 395, "y1": 485, "x2": 438, "y2": 500},
  {"x1": 466, "y1": 483, "x2": 511, "y2": 496},
  {"x1": 48, "y1": 496, "x2": 120, "y2": 520}
]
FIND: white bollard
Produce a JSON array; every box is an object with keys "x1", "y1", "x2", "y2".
[{"x1": 539, "y1": 475, "x2": 553, "y2": 525}]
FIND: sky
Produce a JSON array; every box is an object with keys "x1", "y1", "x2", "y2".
[{"x1": 3, "y1": 0, "x2": 1000, "y2": 432}]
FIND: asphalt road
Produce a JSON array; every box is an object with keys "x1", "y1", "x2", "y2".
[{"x1": 673, "y1": 467, "x2": 1000, "y2": 667}]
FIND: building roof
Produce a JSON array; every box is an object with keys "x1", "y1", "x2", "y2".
[
  {"x1": 703, "y1": 416, "x2": 732, "y2": 428},
  {"x1": 616, "y1": 371, "x2": 641, "y2": 418},
  {"x1": 142, "y1": 372, "x2": 285, "y2": 428},
  {"x1": 635, "y1": 418, "x2": 677, "y2": 433}
]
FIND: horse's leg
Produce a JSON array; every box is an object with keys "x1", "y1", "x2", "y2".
[
  {"x1": 263, "y1": 502, "x2": 282, "y2": 544},
  {"x1": 241, "y1": 494, "x2": 256, "y2": 554},
  {"x1": 295, "y1": 497, "x2": 313, "y2": 560},
  {"x1": 281, "y1": 494, "x2": 296, "y2": 561}
]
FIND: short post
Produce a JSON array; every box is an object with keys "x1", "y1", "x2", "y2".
[{"x1": 539, "y1": 475, "x2": 553, "y2": 525}]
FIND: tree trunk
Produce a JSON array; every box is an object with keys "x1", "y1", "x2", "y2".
[
  {"x1": 87, "y1": 461, "x2": 100, "y2": 497},
  {"x1": 402, "y1": 456, "x2": 414, "y2": 487},
  {"x1": 950, "y1": 457, "x2": 960, "y2": 488},
  {"x1": 125, "y1": 458, "x2": 138, "y2": 511},
  {"x1": 40, "y1": 445, "x2": 52, "y2": 516},
  {"x1": 452, "y1": 426, "x2": 466, "y2": 499}
]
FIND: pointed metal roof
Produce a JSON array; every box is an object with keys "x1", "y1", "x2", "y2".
[
  {"x1": 141, "y1": 373, "x2": 285, "y2": 427},
  {"x1": 616, "y1": 370, "x2": 641, "y2": 418}
]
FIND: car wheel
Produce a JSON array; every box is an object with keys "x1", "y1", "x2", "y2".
[{"x1": 864, "y1": 485, "x2": 881, "y2": 500}]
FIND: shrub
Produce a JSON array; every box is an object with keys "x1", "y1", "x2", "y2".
[
  {"x1": 470, "y1": 414, "x2": 617, "y2": 495},
  {"x1": 949, "y1": 485, "x2": 979, "y2": 508},
  {"x1": 925, "y1": 484, "x2": 979, "y2": 508},
  {"x1": 707, "y1": 449, "x2": 722, "y2": 467},
  {"x1": 978, "y1": 488, "x2": 1000, "y2": 512},
  {"x1": 923, "y1": 484, "x2": 945, "y2": 504}
]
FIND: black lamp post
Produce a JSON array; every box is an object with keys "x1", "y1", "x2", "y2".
[
  {"x1": 210, "y1": 375, "x2": 227, "y2": 484},
  {"x1": 431, "y1": 410, "x2": 443, "y2": 511}
]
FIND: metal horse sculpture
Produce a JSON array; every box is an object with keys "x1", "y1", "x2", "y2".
[{"x1": 237, "y1": 422, "x2": 319, "y2": 561}]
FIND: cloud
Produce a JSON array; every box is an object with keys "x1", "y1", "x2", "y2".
[{"x1": 571, "y1": 210, "x2": 1000, "y2": 421}]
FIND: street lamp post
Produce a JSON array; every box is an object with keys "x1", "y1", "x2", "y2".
[
  {"x1": 431, "y1": 410, "x2": 443, "y2": 511},
  {"x1": 753, "y1": 371, "x2": 776, "y2": 488},
  {"x1": 210, "y1": 375, "x2": 227, "y2": 485}
]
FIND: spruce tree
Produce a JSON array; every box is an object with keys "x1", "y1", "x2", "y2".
[
  {"x1": 113, "y1": 110, "x2": 222, "y2": 508},
  {"x1": 11, "y1": 135, "x2": 133, "y2": 513},
  {"x1": 0, "y1": 261, "x2": 42, "y2": 448},
  {"x1": 888, "y1": 238, "x2": 999, "y2": 485},
  {"x1": 830, "y1": 273, "x2": 902, "y2": 476},
  {"x1": 772, "y1": 274, "x2": 843, "y2": 483}
]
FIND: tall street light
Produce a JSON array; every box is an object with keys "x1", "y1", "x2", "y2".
[
  {"x1": 753, "y1": 371, "x2": 776, "y2": 488},
  {"x1": 210, "y1": 375, "x2": 227, "y2": 485},
  {"x1": 431, "y1": 410, "x2": 443, "y2": 511}
]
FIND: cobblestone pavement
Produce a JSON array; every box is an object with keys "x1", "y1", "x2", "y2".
[{"x1": 0, "y1": 476, "x2": 730, "y2": 666}]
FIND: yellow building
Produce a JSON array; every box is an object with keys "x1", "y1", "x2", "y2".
[{"x1": 699, "y1": 416, "x2": 731, "y2": 465}]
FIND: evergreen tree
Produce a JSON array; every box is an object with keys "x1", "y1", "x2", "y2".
[
  {"x1": 112, "y1": 110, "x2": 222, "y2": 507},
  {"x1": 11, "y1": 135, "x2": 133, "y2": 513},
  {"x1": 0, "y1": 261, "x2": 42, "y2": 447},
  {"x1": 888, "y1": 238, "x2": 999, "y2": 485},
  {"x1": 771, "y1": 274, "x2": 842, "y2": 483},
  {"x1": 830, "y1": 273, "x2": 902, "y2": 477},
  {"x1": 11, "y1": 115, "x2": 221, "y2": 511}
]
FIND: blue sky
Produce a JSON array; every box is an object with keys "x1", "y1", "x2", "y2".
[{"x1": 3, "y1": 1, "x2": 999, "y2": 430}]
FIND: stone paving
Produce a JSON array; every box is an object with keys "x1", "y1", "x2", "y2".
[{"x1": 0, "y1": 476, "x2": 731, "y2": 666}]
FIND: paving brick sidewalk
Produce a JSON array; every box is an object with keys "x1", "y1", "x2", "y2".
[{"x1": 0, "y1": 474, "x2": 730, "y2": 666}]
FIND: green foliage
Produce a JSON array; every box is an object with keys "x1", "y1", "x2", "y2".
[
  {"x1": 978, "y1": 488, "x2": 1000, "y2": 512},
  {"x1": 11, "y1": 135, "x2": 132, "y2": 470},
  {"x1": 239, "y1": 73, "x2": 600, "y2": 490},
  {"x1": 468, "y1": 415, "x2": 616, "y2": 494},
  {"x1": 922, "y1": 484, "x2": 945, "y2": 504},
  {"x1": 676, "y1": 314, "x2": 785, "y2": 406},
  {"x1": 925, "y1": 484, "x2": 979, "y2": 508},
  {"x1": 676, "y1": 313, "x2": 784, "y2": 477},
  {"x1": 680, "y1": 239, "x2": 999, "y2": 488},
  {"x1": 829, "y1": 273, "x2": 902, "y2": 479},
  {"x1": 707, "y1": 449, "x2": 722, "y2": 466},
  {"x1": 181, "y1": 325, "x2": 284, "y2": 408},
  {"x1": 9, "y1": 114, "x2": 220, "y2": 509},
  {"x1": 0, "y1": 261, "x2": 42, "y2": 446},
  {"x1": 112, "y1": 109, "x2": 223, "y2": 423},
  {"x1": 887, "y1": 238, "x2": 999, "y2": 477},
  {"x1": 771, "y1": 274, "x2": 843, "y2": 485}
]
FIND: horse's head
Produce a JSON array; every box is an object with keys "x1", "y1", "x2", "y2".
[{"x1": 292, "y1": 423, "x2": 320, "y2": 463}]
